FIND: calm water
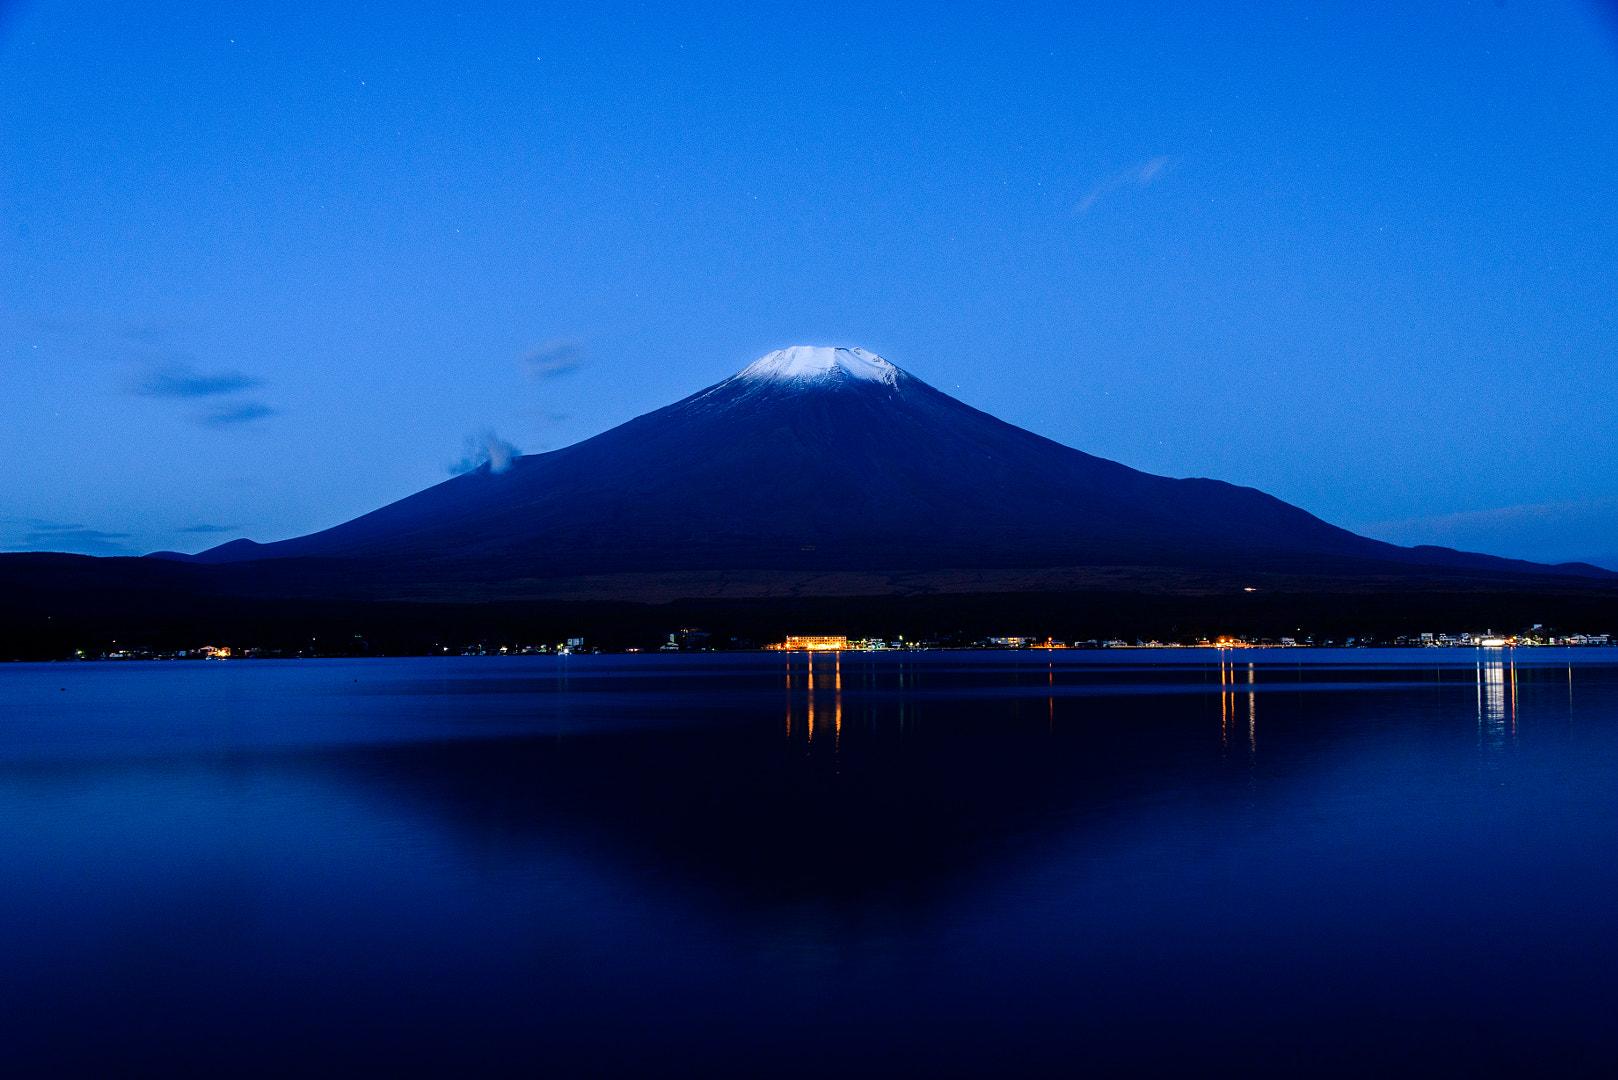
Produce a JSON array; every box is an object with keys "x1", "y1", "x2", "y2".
[{"x1": 5, "y1": 649, "x2": 1618, "y2": 1075}]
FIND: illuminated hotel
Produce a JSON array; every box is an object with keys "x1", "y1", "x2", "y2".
[{"x1": 773, "y1": 635, "x2": 850, "y2": 652}]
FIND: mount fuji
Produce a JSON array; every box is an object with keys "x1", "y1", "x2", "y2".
[{"x1": 163, "y1": 345, "x2": 1605, "y2": 597}]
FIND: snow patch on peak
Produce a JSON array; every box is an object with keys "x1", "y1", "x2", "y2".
[{"x1": 738, "y1": 346, "x2": 900, "y2": 386}]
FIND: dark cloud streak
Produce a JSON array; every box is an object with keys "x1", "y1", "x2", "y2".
[
  {"x1": 199, "y1": 401, "x2": 279, "y2": 427},
  {"x1": 134, "y1": 362, "x2": 263, "y2": 398}
]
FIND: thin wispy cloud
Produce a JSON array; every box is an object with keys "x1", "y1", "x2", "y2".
[
  {"x1": 27, "y1": 314, "x2": 88, "y2": 337},
  {"x1": 122, "y1": 321, "x2": 183, "y2": 346},
  {"x1": 522, "y1": 340, "x2": 585, "y2": 379},
  {"x1": 200, "y1": 401, "x2": 279, "y2": 427},
  {"x1": 4, "y1": 519, "x2": 136, "y2": 556},
  {"x1": 1075, "y1": 155, "x2": 1173, "y2": 215},
  {"x1": 1361, "y1": 496, "x2": 1618, "y2": 536},
  {"x1": 178, "y1": 523, "x2": 238, "y2": 534},
  {"x1": 1358, "y1": 496, "x2": 1618, "y2": 567},
  {"x1": 18, "y1": 313, "x2": 198, "y2": 360},
  {"x1": 451, "y1": 430, "x2": 520, "y2": 475},
  {"x1": 133, "y1": 362, "x2": 263, "y2": 398}
]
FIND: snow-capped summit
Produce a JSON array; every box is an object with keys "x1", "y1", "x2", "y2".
[{"x1": 737, "y1": 346, "x2": 900, "y2": 386}]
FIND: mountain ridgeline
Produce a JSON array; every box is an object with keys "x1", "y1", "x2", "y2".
[{"x1": 169, "y1": 346, "x2": 1603, "y2": 591}]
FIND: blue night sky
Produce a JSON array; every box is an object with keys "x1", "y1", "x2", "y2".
[{"x1": 3, "y1": 2, "x2": 1616, "y2": 566}]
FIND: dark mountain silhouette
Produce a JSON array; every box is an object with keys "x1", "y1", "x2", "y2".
[
  {"x1": 5, "y1": 346, "x2": 1613, "y2": 658},
  {"x1": 165, "y1": 346, "x2": 1605, "y2": 587}
]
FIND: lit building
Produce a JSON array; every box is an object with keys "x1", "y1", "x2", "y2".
[{"x1": 776, "y1": 635, "x2": 850, "y2": 652}]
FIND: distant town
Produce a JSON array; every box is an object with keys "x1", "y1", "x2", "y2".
[{"x1": 49, "y1": 625, "x2": 1616, "y2": 662}]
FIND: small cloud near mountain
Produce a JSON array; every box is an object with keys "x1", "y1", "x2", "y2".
[
  {"x1": 451, "y1": 430, "x2": 519, "y2": 475},
  {"x1": 178, "y1": 523, "x2": 237, "y2": 534},
  {"x1": 522, "y1": 340, "x2": 584, "y2": 379}
]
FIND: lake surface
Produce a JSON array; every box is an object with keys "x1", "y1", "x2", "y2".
[{"x1": 5, "y1": 649, "x2": 1618, "y2": 1075}]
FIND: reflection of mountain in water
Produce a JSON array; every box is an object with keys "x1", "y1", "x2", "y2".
[
  {"x1": 308, "y1": 656, "x2": 1579, "y2": 912},
  {"x1": 6, "y1": 655, "x2": 1616, "y2": 1076}
]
